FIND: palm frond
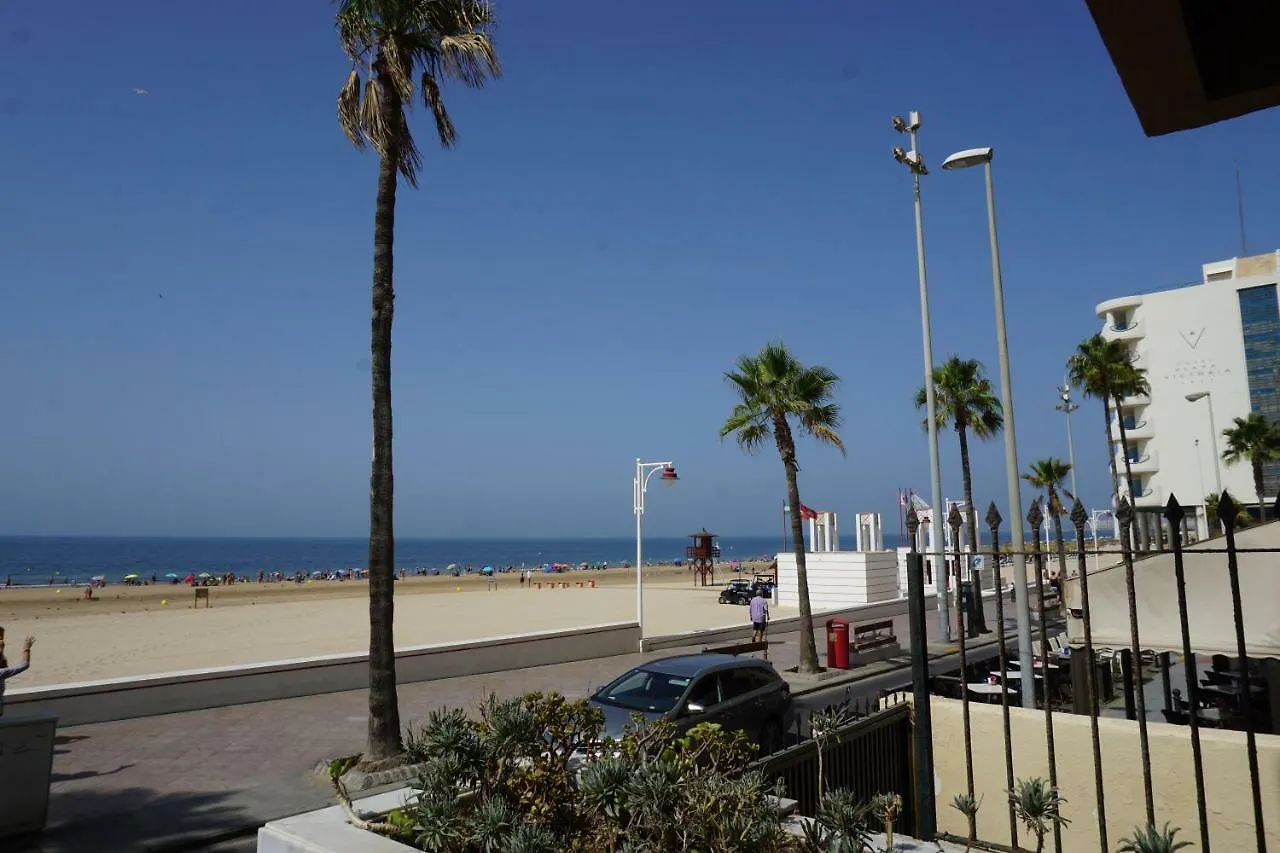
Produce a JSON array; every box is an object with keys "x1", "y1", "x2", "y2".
[
  {"x1": 420, "y1": 72, "x2": 457, "y2": 148},
  {"x1": 338, "y1": 67, "x2": 366, "y2": 149},
  {"x1": 439, "y1": 32, "x2": 501, "y2": 87}
]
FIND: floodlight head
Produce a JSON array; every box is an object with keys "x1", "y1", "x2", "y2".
[
  {"x1": 942, "y1": 146, "x2": 994, "y2": 170},
  {"x1": 660, "y1": 465, "x2": 679, "y2": 486},
  {"x1": 892, "y1": 145, "x2": 908, "y2": 163},
  {"x1": 1185, "y1": 391, "x2": 1210, "y2": 403},
  {"x1": 892, "y1": 115, "x2": 908, "y2": 133}
]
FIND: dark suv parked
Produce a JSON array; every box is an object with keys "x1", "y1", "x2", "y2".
[{"x1": 588, "y1": 654, "x2": 791, "y2": 754}]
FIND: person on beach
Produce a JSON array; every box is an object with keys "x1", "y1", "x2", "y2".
[
  {"x1": 749, "y1": 587, "x2": 770, "y2": 645},
  {"x1": 0, "y1": 630, "x2": 35, "y2": 716}
]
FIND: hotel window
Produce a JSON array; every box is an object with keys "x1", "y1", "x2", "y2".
[{"x1": 1237, "y1": 283, "x2": 1280, "y2": 496}]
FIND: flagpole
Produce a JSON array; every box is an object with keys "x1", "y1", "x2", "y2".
[{"x1": 781, "y1": 498, "x2": 788, "y2": 552}]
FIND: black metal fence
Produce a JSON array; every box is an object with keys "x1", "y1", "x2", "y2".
[
  {"x1": 904, "y1": 490, "x2": 1274, "y2": 853},
  {"x1": 748, "y1": 700, "x2": 916, "y2": 833}
]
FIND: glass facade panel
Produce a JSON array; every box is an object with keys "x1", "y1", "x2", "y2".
[{"x1": 1236, "y1": 283, "x2": 1280, "y2": 497}]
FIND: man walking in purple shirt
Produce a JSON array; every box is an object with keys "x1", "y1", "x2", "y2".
[{"x1": 749, "y1": 587, "x2": 770, "y2": 644}]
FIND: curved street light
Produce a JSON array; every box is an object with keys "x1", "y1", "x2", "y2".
[
  {"x1": 942, "y1": 144, "x2": 1033, "y2": 709},
  {"x1": 634, "y1": 459, "x2": 678, "y2": 650}
]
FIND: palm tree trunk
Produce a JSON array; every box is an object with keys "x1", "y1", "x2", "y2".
[
  {"x1": 1102, "y1": 399, "x2": 1119, "y2": 508},
  {"x1": 1252, "y1": 457, "x2": 1266, "y2": 522},
  {"x1": 957, "y1": 425, "x2": 979, "y2": 552},
  {"x1": 776, "y1": 416, "x2": 820, "y2": 673},
  {"x1": 1049, "y1": 485, "x2": 1067, "y2": 594},
  {"x1": 1113, "y1": 395, "x2": 1138, "y2": 546},
  {"x1": 366, "y1": 135, "x2": 402, "y2": 762}
]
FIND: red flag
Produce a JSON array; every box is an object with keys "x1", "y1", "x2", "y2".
[{"x1": 800, "y1": 503, "x2": 818, "y2": 520}]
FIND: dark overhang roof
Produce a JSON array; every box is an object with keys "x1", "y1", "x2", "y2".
[{"x1": 1086, "y1": 0, "x2": 1280, "y2": 136}]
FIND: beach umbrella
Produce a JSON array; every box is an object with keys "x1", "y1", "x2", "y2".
[
  {"x1": 165, "y1": 572, "x2": 179, "y2": 579},
  {"x1": 197, "y1": 572, "x2": 212, "y2": 579},
  {"x1": 481, "y1": 565, "x2": 493, "y2": 575},
  {"x1": 311, "y1": 570, "x2": 324, "y2": 577},
  {"x1": 90, "y1": 575, "x2": 106, "y2": 582},
  {"x1": 123, "y1": 574, "x2": 139, "y2": 580},
  {"x1": 446, "y1": 563, "x2": 458, "y2": 572}
]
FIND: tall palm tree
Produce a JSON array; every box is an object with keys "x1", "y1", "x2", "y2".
[
  {"x1": 1023, "y1": 458, "x2": 1072, "y2": 582},
  {"x1": 1067, "y1": 335, "x2": 1149, "y2": 510},
  {"x1": 721, "y1": 342, "x2": 845, "y2": 674},
  {"x1": 914, "y1": 356, "x2": 1003, "y2": 555},
  {"x1": 336, "y1": 0, "x2": 499, "y2": 762},
  {"x1": 1221, "y1": 412, "x2": 1280, "y2": 522}
]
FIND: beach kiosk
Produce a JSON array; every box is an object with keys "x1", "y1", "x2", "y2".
[{"x1": 686, "y1": 529, "x2": 719, "y2": 587}]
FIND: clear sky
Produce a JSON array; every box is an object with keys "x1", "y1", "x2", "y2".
[{"x1": 2, "y1": 1, "x2": 1279, "y2": 538}]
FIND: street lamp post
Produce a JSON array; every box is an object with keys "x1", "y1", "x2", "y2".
[
  {"x1": 634, "y1": 459, "x2": 678, "y2": 651},
  {"x1": 942, "y1": 146, "x2": 1033, "y2": 708},
  {"x1": 892, "y1": 111, "x2": 951, "y2": 642},
  {"x1": 1186, "y1": 392, "x2": 1222, "y2": 533},
  {"x1": 1056, "y1": 382, "x2": 1080, "y2": 499}
]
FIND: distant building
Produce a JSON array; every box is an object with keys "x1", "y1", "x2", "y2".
[{"x1": 1095, "y1": 250, "x2": 1280, "y2": 544}]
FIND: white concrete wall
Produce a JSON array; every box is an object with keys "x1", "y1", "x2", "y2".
[
  {"x1": 5, "y1": 622, "x2": 639, "y2": 727},
  {"x1": 1096, "y1": 253, "x2": 1278, "y2": 510},
  {"x1": 775, "y1": 551, "x2": 900, "y2": 609}
]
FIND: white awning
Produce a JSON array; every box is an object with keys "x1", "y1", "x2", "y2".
[{"x1": 1065, "y1": 521, "x2": 1280, "y2": 659}]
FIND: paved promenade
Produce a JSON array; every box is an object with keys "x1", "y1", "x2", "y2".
[{"x1": 21, "y1": 599, "x2": 1015, "y2": 852}]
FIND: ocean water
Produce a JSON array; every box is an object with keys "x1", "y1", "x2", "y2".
[{"x1": 0, "y1": 535, "x2": 916, "y2": 586}]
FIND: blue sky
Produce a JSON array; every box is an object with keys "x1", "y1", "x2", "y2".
[{"x1": 2, "y1": 1, "x2": 1279, "y2": 538}]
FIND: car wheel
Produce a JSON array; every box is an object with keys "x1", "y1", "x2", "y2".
[{"x1": 758, "y1": 718, "x2": 783, "y2": 756}]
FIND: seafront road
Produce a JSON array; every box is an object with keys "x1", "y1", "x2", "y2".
[{"x1": 21, "y1": 605, "x2": 1017, "y2": 852}]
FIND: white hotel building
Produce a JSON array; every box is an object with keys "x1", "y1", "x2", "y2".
[{"x1": 1095, "y1": 250, "x2": 1280, "y2": 546}]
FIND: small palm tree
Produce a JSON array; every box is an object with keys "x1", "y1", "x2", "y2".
[
  {"x1": 915, "y1": 356, "x2": 1003, "y2": 553},
  {"x1": 1221, "y1": 412, "x2": 1280, "y2": 521},
  {"x1": 721, "y1": 342, "x2": 845, "y2": 674},
  {"x1": 1023, "y1": 458, "x2": 1072, "y2": 580},
  {"x1": 336, "y1": 0, "x2": 500, "y2": 762},
  {"x1": 1067, "y1": 335, "x2": 1149, "y2": 511},
  {"x1": 1117, "y1": 823, "x2": 1193, "y2": 853},
  {"x1": 1008, "y1": 777, "x2": 1069, "y2": 853}
]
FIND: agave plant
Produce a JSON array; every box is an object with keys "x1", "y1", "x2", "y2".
[
  {"x1": 950, "y1": 792, "x2": 982, "y2": 852},
  {"x1": 797, "y1": 788, "x2": 872, "y2": 853},
  {"x1": 1117, "y1": 823, "x2": 1193, "y2": 853},
  {"x1": 810, "y1": 701, "x2": 857, "y2": 799},
  {"x1": 1008, "y1": 778, "x2": 1069, "y2": 853}
]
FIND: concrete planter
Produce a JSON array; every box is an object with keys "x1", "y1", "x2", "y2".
[{"x1": 0, "y1": 714, "x2": 57, "y2": 840}]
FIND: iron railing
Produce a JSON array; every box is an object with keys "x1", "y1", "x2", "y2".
[
  {"x1": 749, "y1": 701, "x2": 916, "y2": 834},
  {"x1": 903, "y1": 490, "x2": 1273, "y2": 853}
]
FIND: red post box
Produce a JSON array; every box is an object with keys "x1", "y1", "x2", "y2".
[{"x1": 826, "y1": 618, "x2": 850, "y2": 670}]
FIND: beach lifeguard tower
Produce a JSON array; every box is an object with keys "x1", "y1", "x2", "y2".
[{"x1": 686, "y1": 529, "x2": 719, "y2": 586}]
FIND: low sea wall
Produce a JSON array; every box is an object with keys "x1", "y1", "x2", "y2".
[
  {"x1": 5, "y1": 622, "x2": 639, "y2": 726},
  {"x1": 642, "y1": 593, "x2": 940, "y2": 653}
]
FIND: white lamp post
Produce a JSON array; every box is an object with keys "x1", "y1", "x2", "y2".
[
  {"x1": 1185, "y1": 392, "x2": 1222, "y2": 495},
  {"x1": 634, "y1": 459, "x2": 678, "y2": 651},
  {"x1": 892, "y1": 111, "x2": 951, "y2": 642},
  {"x1": 942, "y1": 145, "x2": 1033, "y2": 709},
  {"x1": 1186, "y1": 392, "x2": 1222, "y2": 534}
]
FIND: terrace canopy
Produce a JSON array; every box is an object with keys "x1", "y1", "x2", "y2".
[
  {"x1": 1087, "y1": 0, "x2": 1280, "y2": 136},
  {"x1": 1065, "y1": 522, "x2": 1280, "y2": 659}
]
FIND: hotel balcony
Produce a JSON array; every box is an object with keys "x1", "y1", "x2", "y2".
[
  {"x1": 1112, "y1": 417, "x2": 1155, "y2": 440},
  {"x1": 1118, "y1": 450, "x2": 1159, "y2": 474},
  {"x1": 1105, "y1": 318, "x2": 1144, "y2": 341},
  {"x1": 1116, "y1": 392, "x2": 1152, "y2": 409}
]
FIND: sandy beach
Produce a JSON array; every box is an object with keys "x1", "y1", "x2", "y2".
[{"x1": 0, "y1": 561, "x2": 787, "y2": 687}]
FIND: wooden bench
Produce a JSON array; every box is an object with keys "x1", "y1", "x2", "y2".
[
  {"x1": 852, "y1": 619, "x2": 896, "y2": 651},
  {"x1": 848, "y1": 619, "x2": 901, "y2": 665}
]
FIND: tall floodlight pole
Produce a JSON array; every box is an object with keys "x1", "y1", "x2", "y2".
[
  {"x1": 633, "y1": 459, "x2": 679, "y2": 651},
  {"x1": 893, "y1": 112, "x2": 950, "y2": 642},
  {"x1": 1056, "y1": 382, "x2": 1080, "y2": 498},
  {"x1": 941, "y1": 146, "x2": 1032, "y2": 707}
]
